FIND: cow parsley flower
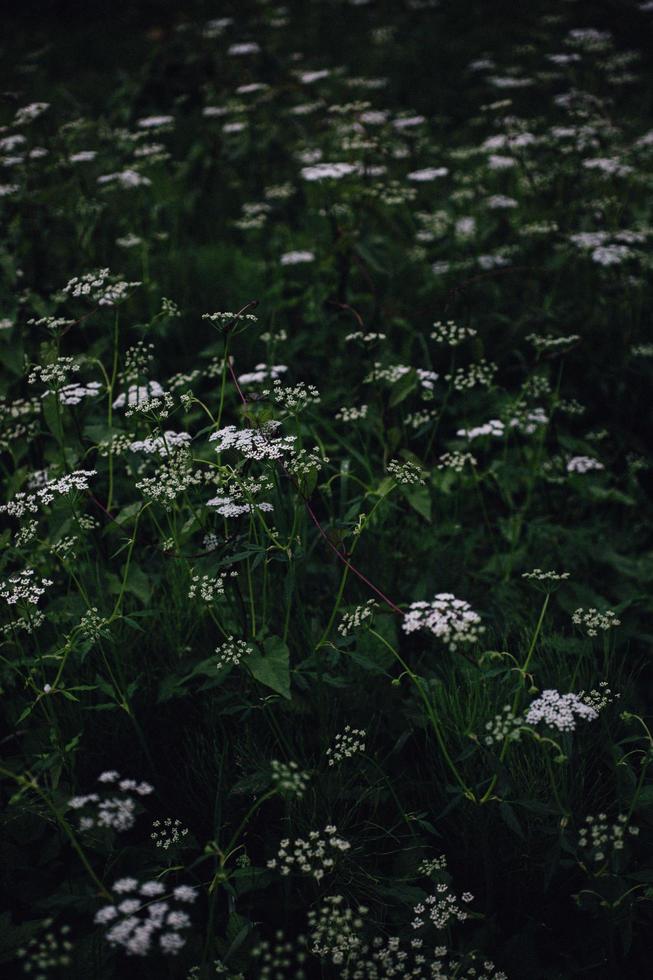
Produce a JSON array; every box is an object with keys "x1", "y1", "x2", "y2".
[
  {"x1": 402, "y1": 594, "x2": 484, "y2": 651},
  {"x1": 525, "y1": 690, "x2": 598, "y2": 732}
]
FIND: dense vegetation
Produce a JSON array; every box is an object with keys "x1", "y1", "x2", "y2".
[{"x1": 1, "y1": 1, "x2": 653, "y2": 977}]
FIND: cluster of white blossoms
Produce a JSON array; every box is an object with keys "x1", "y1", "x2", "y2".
[
  {"x1": 430, "y1": 320, "x2": 477, "y2": 346},
  {"x1": 579, "y1": 681, "x2": 620, "y2": 712},
  {"x1": 522, "y1": 568, "x2": 570, "y2": 583},
  {"x1": 456, "y1": 419, "x2": 504, "y2": 440},
  {"x1": 525, "y1": 690, "x2": 598, "y2": 732},
  {"x1": 215, "y1": 636, "x2": 253, "y2": 669},
  {"x1": 402, "y1": 594, "x2": 484, "y2": 652},
  {"x1": 263, "y1": 378, "x2": 320, "y2": 412},
  {"x1": 345, "y1": 331, "x2": 386, "y2": 345},
  {"x1": 301, "y1": 161, "x2": 360, "y2": 181},
  {"x1": 210, "y1": 422, "x2": 296, "y2": 461},
  {"x1": 135, "y1": 448, "x2": 206, "y2": 506},
  {"x1": 188, "y1": 569, "x2": 237, "y2": 603},
  {"x1": 15, "y1": 920, "x2": 73, "y2": 976},
  {"x1": 526, "y1": 332, "x2": 581, "y2": 353},
  {"x1": 28, "y1": 356, "x2": 80, "y2": 389},
  {"x1": 271, "y1": 759, "x2": 310, "y2": 799},
  {"x1": 54, "y1": 380, "x2": 102, "y2": 405},
  {"x1": 308, "y1": 894, "x2": 367, "y2": 964},
  {"x1": 572, "y1": 607, "x2": 621, "y2": 636},
  {"x1": 62, "y1": 268, "x2": 141, "y2": 306},
  {"x1": 338, "y1": 600, "x2": 376, "y2": 637},
  {"x1": 68, "y1": 771, "x2": 153, "y2": 832},
  {"x1": 445, "y1": 359, "x2": 497, "y2": 391},
  {"x1": 250, "y1": 930, "x2": 309, "y2": 979},
  {"x1": 365, "y1": 362, "x2": 411, "y2": 384},
  {"x1": 202, "y1": 310, "x2": 259, "y2": 328},
  {"x1": 0, "y1": 568, "x2": 53, "y2": 606},
  {"x1": 387, "y1": 459, "x2": 426, "y2": 485},
  {"x1": 98, "y1": 170, "x2": 152, "y2": 189},
  {"x1": 237, "y1": 363, "x2": 287, "y2": 386},
  {"x1": 0, "y1": 468, "x2": 97, "y2": 519},
  {"x1": 326, "y1": 725, "x2": 367, "y2": 766},
  {"x1": 113, "y1": 380, "x2": 165, "y2": 410},
  {"x1": 567, "y1": 455, "x2": 604, "y2": 474},
  {"x1": 150, "y1": 817, "x2": 190, "y2": 850},
  {"x1": 411, "y1": 877, "x2": 474, "y2": 931},
  {"x1": 125, "y1": 390, "x2": 174, "y2": 419},
  {"x1": 94, "y1": 878, "x2": 197, "y2": 957},
  {"x1": 438, "y1": 450, "x2": 477, "y2": 473},
  {"x1": 336, "y1": 404, "x2": 368, "y2": 422},
  {"x1": 280, "y1": 249, "x2": 315, "y2": 265},
  {"x1": 267, "y1": 825, "x2": 351, "y2": 881},
  {"x1": 482, "y1": 705, "x2": 524, "y2": 747},
  {"x1": 129, "y1": 431, "x2": 192, "y2": 457},
  {"x1": 578, "y1": 813, "x2": 639, "y2": 863}
]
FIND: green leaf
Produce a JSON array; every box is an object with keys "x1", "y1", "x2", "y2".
[
  {"x1": 247, "y1": 635, "x2": 291, "y2": 700},
  {"x1": 42, "y1": 392, "x2": 64, "y2": 443},
  {"x1": 401, "y1": 484, "x2": 431, "y2": 522}
]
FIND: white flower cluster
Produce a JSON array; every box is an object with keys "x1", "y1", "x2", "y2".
[
  {"x1": 579, "y1": 681, "x2": 619, "y2": 712},
  {"x1": 430, "y1": 320, "x2": 477, "y2": 346},
  {"x1": 411, "y1": 882, "x2": 474, "y2": 931},
  {"x1": 63, "y1": 269, "x2": 141, "y2": 306},
  {"x1": 237, "y1": 364, "x2": 287, "y2": 386},
  {"x1": 308, "y1": 895, "x2": 367, "y2": 964},
  {"x1": 482, "y1": 705, "x2": 523, "y2": 747},
  {"x1": 336, "y1": 405, "x2": 368, "y2": 422},
  {"x1": 98, "y1": 170, "x2": 152, "y2": 189},
  {"x1": 525, "y1": 690, "x2": 598, "y2": 732},
  {"x1": 365, "y1": 362, "x2": 411, "y2": 384},
  {"x1": 345, "y1": 331, "x2": 386, "y2": 345},
  {"x1": 151, "y1": 817, "x2": 189, "y2": 850},
  {"x1": 402, "y1": 594, "x2": 484, "y2": 652},
  {"x1": 68, "y1": 771, "x2": 153, "y2": 832},
  {"x1": 54, "y1": 381, "x2": 102, "y2": 405},
  {"x1": 527, "y1": 333, "x2": 580, "y2": 352},
  {"x1": 387, "y1": 459, "x2": 426, "y2": 485},
  {"x1": 522, "y1": 568, "x2": 570, "y2": 582},
  {"x1": 457, "y1": 419, "x2": 504, "y2": 440},
  {"x1": 418, "y1": 855, "x2": 447, "y2": 876},
  {"x1": 15, "y1": 920, "x2": 73, "y2": 975},
  {"x1": 326, "y1": 726, "x2": 367, "y2": 766},
  {"x1": 567, "y1": 455, "x2": 604, "y2": 474},
  {"x1": 264, "y1": 378, "x2": 320, "y2": 412},
  {"x1": 572, "y1": 607, "x2": 621, "y2": 636},
  {"x1": 201, "y1": 310, "x2": 259, "y2": 327},
  {"x1": 188, "y1": 569, "x2": 237, "y2": 603},
  {"x1": 94, "y1": 878, "x2": 197, "y2": 956},
  {"x1": 0, "y1": 468, "x2": 97, "y2": 519},
  {"x1": 250, "y1": 931, "x2": 308, "y2": 978},
  {"x1": 281, "y1": 250, "x2": 315, "y2": 265},
  {"x1": 285, "y1": 446, "x2": 329, "y2": 478},
  {"x1": 215, "y1": 636, "x2": 253, "y2": 669},
  {"x1": 338, "y1": 600, "x2": 376, "y2": 637},
  {"x1": 271, "y1": 759, "x2": 310, "y2": 799},
  {"x1": 210, "y1": 422, "x2": 296, "y2": 461},
  {"x1": 267, "y1": 825, "x2": 351, "y2": 881},
  {"x1": 301, "y1": 161, "x2": 360, "y2": 181},
  {"x1": 125, "y1": 391, "x2": 174, "y2": 419},
  {"x1": 135, "y1": 449, "x2": 205, "y2": 506},
  {"x1": 0, "y1": 568, "x2": 53, "y2": 606},
  {"x1": 113, "y1": 381, "x2": 165, "y2": 410},
  {"x1": 578, "y1": 813, "x2": 639, "y2": 863},
  {"x1": 437, "y1": 451, "x2": 477, "y2": 473},
  {"x1": 129, "y1": 431, "x2": 192, "y2": 457},
  {"x1": 445, "y1": 359, "x2": 497, "y2": 390},
  {"x1": 28, "y1": 356, "x2": 80, "y2": 389}
]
